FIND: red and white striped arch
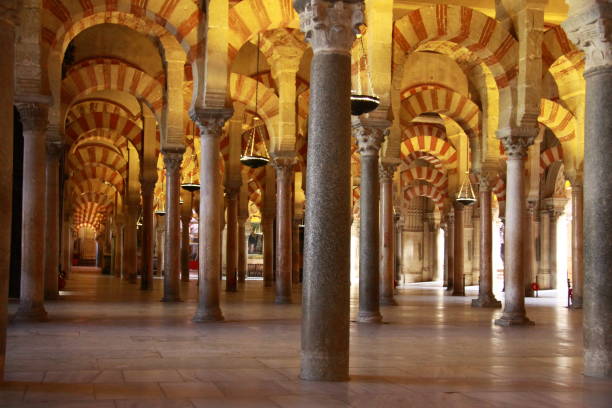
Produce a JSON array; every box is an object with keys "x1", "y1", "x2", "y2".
[
  {"x1": 65, "y1": 110, "x2": 143, "y2": 151},
  {"x1": 70, "y1": 165, "x2": 125, "y2": 194},
  {"x1": 401, "y1": 167, "x2": 448, "y2": 190},
  {"x1": 404, "y1": 184, "x2": 446, "y2": 209},
  {"x1": 400, "y1": 135, "x2": 458, "y2": 169},
  {"x1": 539, "y1": 99, "x2": 577, "y2": 143},
  {"x1": 540, "y1": 145, "x2": 564, "y2": 175},
  {"x1": 68, "y1": 146, "x2": 128, "y2": 180}
]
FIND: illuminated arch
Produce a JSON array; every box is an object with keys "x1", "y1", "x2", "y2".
[{"x1": 401, "y1": 167, "x2": 448, "y2": 189}]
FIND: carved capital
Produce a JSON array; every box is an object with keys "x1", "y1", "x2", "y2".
[
  {"x1": 190, "y1": 108, "x2": 233, "y2": 139},
  {"x1": 562, "y1": 2, "x2": 612, "y2": 73},
  {"x1": 16, "y1": 102, "x2": 48, "y2": 133},
  {"x1": 354, "y1": 125, "x2": 386, "y2": 157},
  {"x1": 163, "y1": 151, "x2": 184, "y2": 172},
  {"x1": 497, "y1": 127, "x2": 537, "y2": 160},
  {"x1": 379, "y1": 162, "x2": 398, "y2": 183},
  {"x1": 478, "y1": 170, "x2": 498, "y2": 192},
  {"x1": 295, "y1": 0, "x2": 364, "y2": 55},
  {"x1": 271, "y1": 152, "x2": 297, "y2": 172}
]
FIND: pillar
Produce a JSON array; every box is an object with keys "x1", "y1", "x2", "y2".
[
  {"x1": 379, "y1": 162, "x2": 397, "y2": 305},
  {"x1": 524, "y1": 202, "x2": 536, "y2": 297},
  {"x1": 549, "y1": 209, "x2": 559, "y2": 289},
  {"x1": 472, "y1": 175, "x2": 501, "y2": 308},
  {"x1": 124, "y1": 205, "x2": 138, "y2": 283},
  {"x1": 15, "y1": 102, "x2": 49, "y2": 321},
  {"x1": 180, "y1": 209, "x2": 191, "y2": 283},
  {"x1": 225, "y1": 186, "x2": 239, "y2": 292},
  {"x1": 113, "y1": 220, "x2": 123, "y2": 278},
  {"x1": 238, "y1": 215, "x2": 247, "y2": 282},
  {"x1": 191, "y1": 109, "x2": 232, "y2": 322},
  {"x1": 563, "y1": 1, "x2": 611, "y2": 376},
  {"x1": 394, "y1": 214, "x2": 403, "y2": 284},
  {"x1": 44, "y1": 142, "x2": 62, "y2": 300},
  {"x1": 471, "y1": 212, "x2": 480, "y2": 285},
  {"x1": 355, "y1": 121, "x2": 386, "y2": 323},
  {"x1": 292, "y1": 219, "x2": 301, "y2": 285},
  {"x1": 446, "y1": 213, "x2": 455, "y2": 291},
  {"x1": 262, "y1": 217, "x2": 274, "y2": 287},
  {"x1": 538, "y1": 209, "x2": 551, "y2": 289},
  {"x1": 571, "y1": 184, "x2": 584, "y2": 309},
  {"x1": 161, "y1": 152, "x2": 183, "y2": 301},
  {"x1": 295, "y1": 0, "x2": 363, "y2": 381},
  {"x1": 141, "y1": 180, "x2": 155, "y2": 290},
  {"x1": 155, "y1": 216, "x2": 164, "y2": 276},
  {"x1": 272, "y1": 155, "x2": 295, "y2": 303},
  {"x1": 494, "y1": 133, "x2": 535, "y2": 326},
  {"x1": 0, "y1": 3, "x2": 17, "y2": 380},
  {"x1": 452, "y1": 202, "x2": 465, "y2": 296}
]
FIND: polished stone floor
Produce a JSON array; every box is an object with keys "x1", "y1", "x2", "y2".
[{"x1": 2, "y1": 268, "x2": 611, "y2": 408}]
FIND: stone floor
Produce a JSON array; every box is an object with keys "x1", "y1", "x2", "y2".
[{"x1": 2, "y1": 268, "x2": 611, "y2": 408}]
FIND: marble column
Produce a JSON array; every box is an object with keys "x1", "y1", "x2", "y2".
[
  {"x1": 15, "y1": 102, "x2": 49, "y2": 321},
  {"x1": 225, "y1": 186, "x2": 239, "y2": 292},
  {"x1": 394, "y1": 214, "x2": 403, "y2": 285},
  {"x1": 272, "y1": 154, "x2": 295, "y2": 303},
  {"x1": 238, "y1": 216, "x2": 248, "y2": 283},
  {"x1": 295, "y1": 0, "x2": 364, "y2": 381},
  {"x1": 180, "y1": 209, "x2": 191, "y2": 283},
  {"x1": 538, "y1": 209, "x2": 551, "y2": 289},
  {"x1": 124, "y1": 205, "x2": 138, "y2": 283},
  {"x1": 524, "y1": 203, "x2": 536, "y2": 297},
  {"x1": 0, "y1": 3, "x2": 17, "y2": 379},
  {"x1": 549, "y1": 210, "x2": 559, "y2": 289},
  {"x1": 564, "y1": 1, "x2": 611, "y2": 376},
  {"x1": 495, "y1": 132, "x2": 536, "y2": 326},
  {"x1": 472, "y1": 175, "x2": 501, "y2": 308},
  {"x1": 262, "y1": 217, "x2": 274, "y2": 287},
  {"x1": 452, "y1": 202, "x2": 465, "y2": 296},
  {"x1": 379, "y1": 162, "x2": 397, "y2": 306},
  {"x1": 355, "y1": 121, "x2": 386, "y2": 323},
  {"x1": 292, "y1": 219, "x2": 301, "y2": 285},
  {"x1": 113, "y1": 221, "x2": 123, "y2": 278},
  {"x1": 155, "y1": 216, "x2": 164, "y2": 276},
  {"x1": 471, "y1": 213, "x2": 480, "y2": 285},
  {"x1": 422, "y1": 218, "x2": 431, "y2": 281},
  {"x1": 44, "y1": 142, "x2": 62, "y2": 300},
  {"x1": 446, "y1": 212, "x2": 455, "y2": 291},
  {"x1": 191, "y1": 109, "x2": 232, "y2": 322},
  {"x1": 161, "y1": 151, "x2": 183, "y2": 302},
  {"x1": 571, "y1": 184, "x2": 584, "y2": 309},
  {"x1": 141, "y1": 180, "x2": 155, "y2": 290}
]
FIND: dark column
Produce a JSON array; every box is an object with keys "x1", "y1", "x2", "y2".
[
  {"x1": 238, "y1": 215, "x2": 247, "y2": 282},
  {"x1": 294, "y1": 0, "x2": 364, "y2": 381},
  {"x1": 379, "y1": 162, "x2": 398, "y2": 305},
  {"x1": 225, "y1": 186, "x2": 239, "y2": 292},
  {"x1": 272, "y1": 155, "x2": 295, "y2": 303},
  {"x1": 44, "y1": 142, "x2": 62, "y2": 300},
  {"x1": 571, "y1": 184, "x2": 584, "y2": 309},
  {"x1": 161, "y1": 151, "x2": 183, "y2": 301},
  {"x1": 452, "y1": 202, "x2": 465, "y2": 296},
  {"x1": 262, "y1": 216, "x2": 274, "y2": 287},
  {"x1": 141, "y1": 179, "x2": 156, "y2": 290}
]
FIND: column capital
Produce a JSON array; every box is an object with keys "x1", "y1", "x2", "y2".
[
  {"x1": 271, "y1": 152, "x2": 298, "y2": 172},
  {"x1": 477, "y1": 169, "x2": 498, "y2": 192},
  {"x1": 354, "y1": 123, "x2": 387, "y2": 157},
  {"x1": 16, "y1": 102, "x2": 48, "y2": 133},
  {"x1": 379, "y1": 162, "x2": 398, "y2": 183},
  {"x1": 0, "y1": 1, "x2": 18, "y2": 26},
  {"x1": 190, "y1": 107, "x2": 233, "y2": 138},
  {"x1": 562, "y1": 2, "x2": 612, "y2": 74},
  {"x1": 294, "y1": 0, "x2": 364, "y2": 55},
  {"x1": 46, "y1": 140, "x2": 64, "y2": 160},
  {"x1": 162, "y1": 151, "x2": 184, "y2": 171},
  {"x1": 497, "y1": 127, "x2": 538, "y2": 160}
]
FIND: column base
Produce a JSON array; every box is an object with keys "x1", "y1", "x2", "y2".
[
  {"x1": 571, "y1": 296, "x2": 583, "y2": 309},
  {"x1": 13, "y1": 303, "x2": 48, "y2": 322},
  {"x1": 357, "y1": 310, "x2": 382, "y2": 323},
  {"x1": 494, "y1": 314, "x2": 535, "y2": 327},
  {"x1": 181, "y1": 277, "x2": 190, "y2": 283},
  {"x1": 585, "y1": 349, "x2": 612, "y2": 378},
  {"x1": 160, "y1": 296, "x2": 183, "y2": 302},
  {"x1": 226, "y1": 287, "x2": 238, "y2": 293},
  {"x1": 451, "y1": 289, "x2": 465, "y2": 296},
  {"x1": 525, "y1": 287, "x2": 535, "y2": 298},
  {"x1": 192, "y1": 308, "x2": 224, "y2": 322},
  {"x1": 300, "y1": 351, "x2": 349, "y2": 382},
  {"x1": 379, "y1": 296, "x2": 397, "y2": 306},
  {"x1": 140, "y1": 282, "x2": 153, "y2": 291},
  {"x1": 275, "y1": 296, "x2": 292, "y2": 304},
  {"x1": 471, "y1": 295, "x2": 502, "y2": 308},
  {"x1": 44, "y1": 292, "x2": 59, "y2": 301}
]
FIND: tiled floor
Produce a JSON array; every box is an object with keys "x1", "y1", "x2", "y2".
[{"x1": 2, "y1": 269, "x2": 611, "y2": 408}]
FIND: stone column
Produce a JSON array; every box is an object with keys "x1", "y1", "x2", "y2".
[
  {"x1": 180, "y1": 208, "x2": 191, "y2": 283},
  {"x1": 124, "y1": 205, "x2": 138, "y2": 283},
  {"x1": 113, "y1": 220, "x2": 123, "y2": 278},
  {"x1": 571, "y1": 184, "x2": 584, "y2": 309},
  {"x1": 446, "y1": 212, "x2": 455, "y2": 291},
  {"x1": 355, "y1": 121, "x2": 386, "y2": 323},
  {"x1": 563, "y1": 1, "x2": 612, "y2": 376},
  {"x1": 452, "y1": 202, "x2": 465, "y2": 296},
  {"x1": 549, "y1": 209, "x2": 559, "y2": 288},
  {"x1": 0, "y1": 3, "x2": 17, "y2": 379},
  {"x1": 524, "y1": 202, "x2": 536, "y2": 297},
  {"x1": 44, "y1": 142, "x2": 62, "y2": 300},
  {"x1": 422, "y1": 217, "x2": 431, "y2": 281},
  {"x1": 262, "y1": 217, "x2": 274, "y2": 287},
  {"x1": 495, "y1": 133, "x2": 536, "y2": 326},
  {"x1": 15, "y1": 102, "x2": 49, "y2": 321},
  {"x1": 161, "y1": 151, "x2": 183, "y2": 301},
  {"x1": 394, "y1": 214, "x2": 403, "y2": 285},
  {"x1": 379, "y1": 162, "x2": 397, "y2": 305},
  {"x1": 295, "y1": 0, "x2": 364, "y2": 381},
  {"x1": 141, "y1": 180, "x2": 156, "y2": 290},
  {"x1": 191, "y1": 109, "x2": 232, "y2": 321},
  {"x1": 472, "y1": 175, "x2": 501, "y2": 308},
  {"x1": 238, "y1": 215, "x2": 248, "y2": 282},
  {"x1": 272, "y1": 154, "x2": 295, "y2": 303},
  {"x1": 155, "y1": 216, "x2": 164, "y2": 276},
  {"x1": 292, "y1": 218, "x2": 301, "y2": 285},
  {"x1": 538, "y1": 209, "x2": 551, "y2": 289},
  {"x1": 471, "y1": 212, "x2": 480, "y2": 285},
  {"x1": 225, "y1": 186, "x2": 239, "y2": 292}
]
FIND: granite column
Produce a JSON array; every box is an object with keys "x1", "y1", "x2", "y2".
[
  {"x1": 161, "y1": 151, "x2": 183, "y2": 301},
  {"x1": 571, "y1": 184, "x2": 583, "y2": 309},
  {"x1": 379, "y1": 162, "x2": 397, "y2": 305},
  {"x1": 44, "y1": 142, "x2": 62, "y2": 300},
  {"x1": 452, "y1": 201, "x2": 465, "y2": 296},
  {"x1": 141, "y1": 180, "x2": 155, "y2": 290},
  {"x1": 272, "y1": 155, "x2": 295, "y2": 303}
]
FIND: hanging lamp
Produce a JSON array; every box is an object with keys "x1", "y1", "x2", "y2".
[
  {"x1": 456, "y1": 171, "x2": 477, "y2": 206},
  {"x1": 155, "y1": 169, "x2": 167, "y2": 215},
  {"x1": 181, "y1": 153, "x2": 201, "y2": 192},
  {"x1": 240, "y1": 33, "x2": 270, "y2": 169},
  {"x1": 351, "y1": 31, "x2": 380, "y2": 116}
]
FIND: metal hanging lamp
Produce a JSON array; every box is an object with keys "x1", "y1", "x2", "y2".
[
  {"x1": 351, "y1": 32, "x2": 380, "y2": 116},
  {"x1": 456, "y1": 171, "x2": 477, "y2": 206},
  {"x1": 240, "y1": 33, "x2": 270, "y2": 169},
  {"x1": 181, "y1": 153, "x2": 201, "y2": 192}
]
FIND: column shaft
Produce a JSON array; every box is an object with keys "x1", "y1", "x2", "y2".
[
  {"x1": 452, "y1": 203, "x2": 465, "y2": 296},
  {"x1": 141, "y1": 181, "x2": 155, "y2": 290},
  {"x1": 225, "y1": 188, "x2": 239, "y2": 292},
  {"x1": 292, "y1": 219, "x2": 300, "y2": 285},
  {"x1": 124, "y1": 207, "x2": 138, "y2": 283},
  {"x1": 538, "y1": 210, "x2": 551, "y2": 289},
  {"x1": 446, "y1": 215, "x2": 455, "y2": 291},
  {"x1": 571, "y1": 185, "x2": 584, "y2": 308},
  {"x1": 273, "y1": 157, "x2": 294, "y2": 303},
  {"x1": 262, "y1": 218, "x2": 274, "y2": 287},
  {"x1": 44, "y1": 144, "x2": 62, "y2": 299},
  {"x1": 379, "y1": 164, "x2": 396, "y2": 305},
  {"x1": 15, "y1": 103, "x2": 48, "y2": 321},
  {"x1": 238, "y1": 217, "x2": 247, "y2": 282},
  {"x1": 162, "y1": 152, "x2": 183, "y2": 301}
]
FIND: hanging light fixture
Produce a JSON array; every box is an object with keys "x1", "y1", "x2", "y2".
[
  {"x1": 240, "y1": 33, "x2": 270, "y2": 169},
  {"x1": 456, "y1": 171, "x2": 477, "y2": 206},
  {"x1": 351, "y1": 30, "x2": 380, "y2": 116},
  {"x1": 181, "y1": 152, "x2": 200, "y2": 192},
  {"x1": 155, "y1": 169, "x2": 167, "y2": 215}
]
